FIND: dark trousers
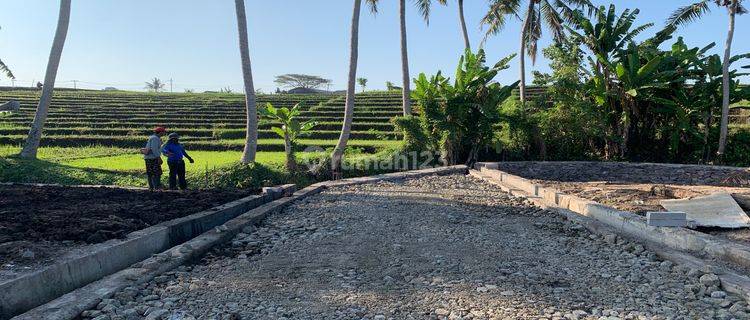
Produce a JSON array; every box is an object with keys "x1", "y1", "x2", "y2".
[
  {"x1": 168, "y1": 160, "x2": 187, "y2": 190},
  {"x1": 144, "y1": 159, "x2": 162, "y2": 190}
]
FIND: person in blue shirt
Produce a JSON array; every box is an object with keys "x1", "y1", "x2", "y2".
[{"x1": 161, "y1": 133, "x2": 195, "y2": 190}]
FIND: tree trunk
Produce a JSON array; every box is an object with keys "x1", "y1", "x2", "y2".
[
  {"x1": 399, "y1": 0, "x2": 412, "y2": 116},
  {"x1": 235, "y1": 0, "x2": 258, "y2": 164},
  {"x1": 717, "y1": 1, "x2": 736, "y2": 158},
  {"x1": 458, "y1": 0, "x2": 470, "y2": 50},
  {"x1": 518, "y1": 36, "x2": 526, "y2": 104},
  {"x1": 19, "y1": 0, "x2": 71, "y2": 159},
  {"x1": 332, "y1": 0, "x2": 362, "y2": 174},
  {"x1": 702, "y1": 109, "x2": 713, "y2": 163},
  {"x1": 284, "y1": 132, "x2": 297, "y2": 172},
  {"x1": 518, "y1": 1, "x2": 535, "y2": 105}
]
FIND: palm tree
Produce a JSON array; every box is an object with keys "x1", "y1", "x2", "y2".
[
  {"x1": 144, "y1": 78, "x2": 165, "y2": 92},
  {"x1": 399, "y1": 0, "x2": 413, "y2": 115},
  {"x1": 482, "y1": 0, "x2": 592, "y2": 103},
  {"x1": 667, "y1": 0, "x2": 747, "y2": 159},
  {"x1": 0, "y1": 58, "x2": 12, "y2": 80},
  {"x1": 368, "y1": 0, "x2": 440, "y2": 116},
  {"x1": 234, "y1": 0, "x2": 258, "y2": 164},
  {"x1": 20, "y1": 0, "x2": 71, "y2": 159},
  {"x1": 357, "y1": 77, "x2": 368, "y2": 92},
  {"x1": 332, "y1": 0, "x2": 369, "y2": 174},
  {"x1": 433, "y1": 0, "x2": 470, "y2": 49},
  {"x1": 457, "y1": 0, "x2": 470, "y2": 49}
]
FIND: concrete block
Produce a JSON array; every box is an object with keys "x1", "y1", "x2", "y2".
[
  {"x1": 648, "y1": 219, "x2": 688, "y2": 227},
  {"x1": 647, "y1": 211, "x2": 687, "y2": 220},
  {"x1": 647, "y1": 213, "x2": 689, "y2": 229}
]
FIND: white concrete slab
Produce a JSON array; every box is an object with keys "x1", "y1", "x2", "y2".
[{"x1": 661, "y1": 192, "x2": 750, "y2": 228}]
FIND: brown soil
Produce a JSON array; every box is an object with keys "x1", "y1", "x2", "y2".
[
  {"x1": 0, "y1": 185, "x2": 253, "y2": 281},
  {"x1": 497, "y1": 161, "x2": 750, "y2": 187},
  {"x1": 0, "y1": 185, "x2": 252, "y2": 245},
  {"x1": 496, "y1": 161, "x2": 750, "y2": 247}
]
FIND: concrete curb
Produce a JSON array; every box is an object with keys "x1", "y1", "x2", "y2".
[
  {"x1": 1, "y1": 184, "x2": 296, "y2": 320},
  {"x1": 11, "y1": 166, "x2": 465, "y2": 320},
  {"x1": 469, "y1": 167, "x2": 750, "y2": 300},
  {"x1": 322, "y1": 165, "x2": 469, "y2": 188},
  {"x1": 13, "y1": 184, "x2": 322, "y2": 320},
  {"x1": 484, "y1": 161, "x2": 750, "y2": 171}
]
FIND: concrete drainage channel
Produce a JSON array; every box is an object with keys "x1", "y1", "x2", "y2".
[
  {"x1": 471, "y1": 163, "x2": 750, "y2": 301},
  {"x1": 0, "y1": 184, "x2": 295, "y2": 320},
  {"x1": 7, "y1": 165, "x2": 467, "y2": 320}
]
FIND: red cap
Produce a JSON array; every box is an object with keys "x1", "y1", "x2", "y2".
[{"x1": 154, "y1": 127, "x2": 166, "y2": 134}]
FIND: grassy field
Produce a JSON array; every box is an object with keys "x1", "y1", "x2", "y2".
[
  {"x1": 0, "y1": 90, "x2": 405, "y2": 150},
  {"x1": 0, "y1": 90, "x2": 407, "y2": 188},
  {"x1": 0, "y1": 146, "x2": 292, "y2": 186}
]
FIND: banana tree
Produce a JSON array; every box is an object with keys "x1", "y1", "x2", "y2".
[
  {"x1": 667, "y1": 0, "x2": 747, "y2": 158},
  {"x1": 259, "y1": 102, "x2": 317, "y2": 171},
  {"x1": 409, "y1": 49, "x2": 519, "y2": 165},
  {"x1": 566, "y1": 4, "x2": 658, "y2": 158}
]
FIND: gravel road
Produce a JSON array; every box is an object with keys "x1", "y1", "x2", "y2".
[{"x1": 83, "y1": 174, "x2": 750, "y2": 320}]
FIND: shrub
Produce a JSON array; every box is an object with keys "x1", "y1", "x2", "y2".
[
  {"x1": 394, "y1": 49, "x2": 518, "y2": 165},
  {"x1": 723, "y1": 129, "x2": 750, "y2": 167}
]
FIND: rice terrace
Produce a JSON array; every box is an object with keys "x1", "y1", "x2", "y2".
[{"x1": 2, "y1": 1, "x2": 750, "y2": 320}]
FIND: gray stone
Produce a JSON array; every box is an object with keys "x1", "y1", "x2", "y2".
[{"x1": 699, "y1": 274, "x2": 720, "y2": 287}]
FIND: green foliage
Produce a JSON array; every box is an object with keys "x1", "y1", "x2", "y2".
[
  {"x1": 724, "y1": 129, "x2": 750, "y2": 167},
  {"x1": 357, "y1": 78, "x2": 368, "y2": 92},
  {"x1": 396, "y1": 49, "x2": 518, "y2": 165},
  {"x1": 564, "y1": 4, "x2": 749, "y2": 162},
  {"x1": 198, "y1": 162, "x2": 311, "y2": 190},
  {"x1": 259, "y1": 102, "x2": 317, "y2": 171},
  {"x1": 513, "y1": 4, "x2": 750, "y2": 165},
  {"x1": 144, "y1": 78, "x2": 165, "y2": 92}
]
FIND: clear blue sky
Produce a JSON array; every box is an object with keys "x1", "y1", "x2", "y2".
[{"x1": 0, "y1": 0, "x2": 746, "y2": 92}]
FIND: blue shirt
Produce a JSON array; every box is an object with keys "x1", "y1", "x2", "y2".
[{"x1": 161, "y1": 142, "x2": 189, "y2": 162}]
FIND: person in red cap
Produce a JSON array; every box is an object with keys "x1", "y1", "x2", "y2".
[{"x1": 140, "y1": 127, "x2": 167, "y2": 190}]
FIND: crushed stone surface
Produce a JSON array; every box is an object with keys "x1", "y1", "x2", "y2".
[{"x1": 83, "y1": 174, "x2": 750, "y2": 320}]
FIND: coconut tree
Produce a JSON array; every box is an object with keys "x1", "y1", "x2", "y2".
[
  {"x1": 234, "y1": 0, "x2": 258, "y2": 164},
  {"x1": 144, "y1": 78, "x2": 165, "y2": 92},
  {"x1": 20, "y1": 0, "x2": 71, "y2": 159},
  {"x1": 481, "y1": 0, "x2": 592, "y2": 103},
  {"x1": 432, "y1": 0, "x2": 470, "y2": 49},
  {"x1": 667, "y1": 0, "x2": 747, "y2": 158},
  {"x1": 436, "y1": 0, "x2": 471, "y2": 49},
  {"x1": 332, "y1": 0, "x2": 373, "y2": 175},
  {"x1": 457, "y1": 0, "x2": 470, "y2": 49},
  {"x1": 357, "y1": 77, "x2": 368, "y2": 92},
  {"x1": 368, "y1": 0, "x2": 442, "y2": 116},
  {"x1": 0, "y1": 58, "x2": 12, "y2": 79}
]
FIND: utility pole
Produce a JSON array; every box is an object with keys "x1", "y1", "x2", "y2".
[
  {"x1": 169, "y1": 78, "x2": 173, "y2": 93},
  {"x1": 72, "y1": 79, "x2": 78, "y2": 89},
  {"x1": 11, "y1": 79, "x2": 15, "y2": 87}
]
